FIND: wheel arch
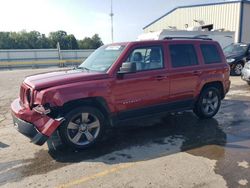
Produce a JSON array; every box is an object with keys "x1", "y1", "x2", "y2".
[
  {"x1": 200, "y1": 81, "x2": 225, "y2": 99},
  {"x1": 59, "y1": 97, "x2": 111, "y2": 125}
]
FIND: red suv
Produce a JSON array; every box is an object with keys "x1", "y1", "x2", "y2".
[{"x1": 11, "y1": 38, "x2": 231, "y2": 149}]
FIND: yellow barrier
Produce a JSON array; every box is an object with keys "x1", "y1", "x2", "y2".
[{"x1": 0, "y1": 59, "x2": 83, "y2": 67}]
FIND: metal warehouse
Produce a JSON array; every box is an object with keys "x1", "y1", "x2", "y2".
[{"x1": 143, "y1": 0, "x2": 250, "y2": 43}]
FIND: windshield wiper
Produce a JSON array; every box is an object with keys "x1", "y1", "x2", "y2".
[{"x1": 76, "y1": 66, "x2": 91, "y2": 71}]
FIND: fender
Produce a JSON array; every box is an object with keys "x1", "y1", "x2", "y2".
[
  {"x1": 195, "y1": 72, "x2": 225, "y2": 99},
  {"x1": 34, "y1": 79, "x2": 116, "y2": 113}
]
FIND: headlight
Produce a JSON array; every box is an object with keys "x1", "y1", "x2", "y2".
[
  {"x1": 26, "y1": 89, "x2": 31, "y2": 104},
  {"x1": 227, "y1": 58, "x2": 235, "y2": 63},
  {"x1": 26, "y1": 88, "x2": 34, "y2": 107}
]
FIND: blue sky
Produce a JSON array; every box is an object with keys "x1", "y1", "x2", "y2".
[{"x1": 0, "y1": 0, "x2": 225, "y2": 43}]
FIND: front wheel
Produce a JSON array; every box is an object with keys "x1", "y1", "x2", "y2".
[
  {"x1": 232, "y1": 63, "x2": 244, "y2": 76},
  {"x1": 59, "y1": 106, "x2": 106, "y2": 150},
  {"x1": 193, "y1": 87, "x2": 221, "y2": 119}
]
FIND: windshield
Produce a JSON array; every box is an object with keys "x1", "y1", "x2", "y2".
[
  {"x1": 78, "y1": 45, "x2": 125, "y2": 72},
  {"x1": 223, "y1": 43, "x2": 248, "y2": 56}
]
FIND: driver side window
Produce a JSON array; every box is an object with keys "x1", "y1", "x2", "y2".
[{"x1": 127, "y1": 46, "x2": 164, "y2": 71}]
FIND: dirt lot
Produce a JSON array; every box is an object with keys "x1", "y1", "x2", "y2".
[{"x1": 0, "y1": 68, "x2": 250, "y2": 188}]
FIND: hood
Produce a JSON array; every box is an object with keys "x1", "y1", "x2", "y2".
[
  {"x1": 24, "y1": 69, "x2": 109, "y2": 90},
  {"x1": 226, "y1": 53, "x2": 245, "y2": 60}
]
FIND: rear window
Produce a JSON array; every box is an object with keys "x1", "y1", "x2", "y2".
[
  {"x1": 201, "y1": 44, "x2": 221, "y2": 64},
  {"x1": 169, "y1": 44, "x2": 198, "y2": 68}
]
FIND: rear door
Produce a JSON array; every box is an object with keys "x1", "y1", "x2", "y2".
[{"x1": 167, "y1": 42, "x2": 202, "y2": 102}]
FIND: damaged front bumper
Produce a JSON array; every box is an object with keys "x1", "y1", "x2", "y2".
[
  {"x1": 12, "y1": 115, "x2": 49, "y2": 145},
  {"x1": 11, "y1": 99, "x2": 64, "y2": 146}
]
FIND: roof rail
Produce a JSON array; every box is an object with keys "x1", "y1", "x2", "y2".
[{"x1": 164, "y1": 37, "x2": 213, "y2": 40}]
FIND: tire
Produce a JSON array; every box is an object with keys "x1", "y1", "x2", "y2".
[
  {"x1": 47, "y1": 130, "x2": 65, "y2": 152},
  {"x1": 58, "y1": 106, "x2": 106, "y2": 150},
  {"x1": 193, "y1": 87, "x2": 221, "y2": 119},
  {"x1": 232, "y1": 63, "x2": 244, "y2": 76}
]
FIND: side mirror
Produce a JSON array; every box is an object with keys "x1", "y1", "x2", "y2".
[{"x1": 117, "y1": 62, "x2": 137, "y2": 74}]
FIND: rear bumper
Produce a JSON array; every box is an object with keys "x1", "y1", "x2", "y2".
[
  {"x1": 12, "y1": 114, "x2": 48, "y2": 145},
  {"x1": 11, "y1": 98, "x2": 64, "y2": 146}
]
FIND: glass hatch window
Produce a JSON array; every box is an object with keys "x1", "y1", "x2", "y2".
[
  {"x1": 223, "y1": 43, "x2": 248, "y2": 56},
  {"x1": 78, "y1": 45, "x2": 125, "y2": 72},
  {"x1": 201, "y1": 44, "x2": 222, "y2": 64}
]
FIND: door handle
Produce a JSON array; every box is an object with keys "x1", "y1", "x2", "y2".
[
  {"x1": 192, "y1": 71, "x2": 202, "y2": 75},
  {"x1": 155, "y1": 75, "x2": 167, "y2": 80}
]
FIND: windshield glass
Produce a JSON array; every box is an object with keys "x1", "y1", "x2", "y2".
[
  {"x1": 223, "y1": 43, "x2": 248, "y2": 56},
  {"x1": 78, "y1": 45, "x2": 125, "y2": 72}
]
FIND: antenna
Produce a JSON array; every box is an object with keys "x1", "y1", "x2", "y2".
[{"x1": 110, "y1": 0, "x2": 114, "y2": 43}]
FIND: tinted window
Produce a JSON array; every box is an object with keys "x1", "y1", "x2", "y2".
[
  {"x1": 127, "y1": 46, "x2": 164, "y2": 71},
  {"x1": 170, "y1": 44, "x2": 198, "y2": 68},
  {"x1": 201, "y1": 44, "x2": 221, "y2": 64}
]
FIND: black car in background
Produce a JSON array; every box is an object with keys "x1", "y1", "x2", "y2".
[{"x1": 223, "y1": 43, "x2": 250, "y2": 76}]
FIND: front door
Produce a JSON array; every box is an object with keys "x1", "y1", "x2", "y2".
[{"x1": 112, "y1": 45, "x2": 170, "y2": 119}]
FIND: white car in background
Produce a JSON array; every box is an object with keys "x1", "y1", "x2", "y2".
[{"x1": 241, "y1": 61, "x2": 250, "y2": 85}]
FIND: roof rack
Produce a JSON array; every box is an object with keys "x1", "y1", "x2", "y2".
[{"x1": 164, "y1": 37, "x2": 213, "y2": 40}]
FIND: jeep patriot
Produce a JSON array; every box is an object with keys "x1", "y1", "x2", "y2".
[{"x1": 11, "y1": 38, "x2": 231, "y2": 149}]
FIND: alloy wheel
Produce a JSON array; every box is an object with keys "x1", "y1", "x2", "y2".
[
  {"x1": 67, "y1": 112, "x2": 100, "y2": 146},
  {"x1": 234, "y1": 64, "x2": 243, "y2": 75},
  {"x1": 201, "y1": 90, "x2": 219, "y2": 116}
]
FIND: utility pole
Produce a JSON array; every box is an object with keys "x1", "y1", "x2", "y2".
[{"x1": 110, "y1": 0, "x2": 114, "y2": 43}]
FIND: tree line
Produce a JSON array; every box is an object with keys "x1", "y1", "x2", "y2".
[{"x1": 0, "y1": 30, "x2": 103, "y2": 50}]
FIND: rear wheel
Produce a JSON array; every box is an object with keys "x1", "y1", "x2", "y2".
[
  {"x1": 59, "y1": 106, "x2": 106, "y2": 150},
  {"x1": 193, "y1": 87, "x2": 221, "y2": 119}
]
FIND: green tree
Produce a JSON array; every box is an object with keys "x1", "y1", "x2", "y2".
[
  {"x1": 0, "y1": 31, "x2": 103, "y2": 50},
  {"x1": 40, "y1": 34, "x2": 53, "y2": 48},
  {"x1": 91, "y1": 34, "x2": 103, "y2": 49},
  {"x1": 49, "y1": 30, "x2": 69, "y2": 49},
  {"x1": 65, "y1": 34, "x2": 79, "y2": 49},
  {"x1": 10, "y1": 31, "x2": 29, "y2": 49},
  {"x1": 78, "y1": 34, "x2": 103, "y2": 49},
  {"x1": 23, "y1": 30, "x2": 42, "y2": 49},
  {"x1": 0, "y1": 32, "x2": 15, "y2": 49}
]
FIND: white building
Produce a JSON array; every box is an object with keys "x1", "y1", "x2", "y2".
[{"x1": 143, "y1": 0, "x2": 250, "y2": 43}]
